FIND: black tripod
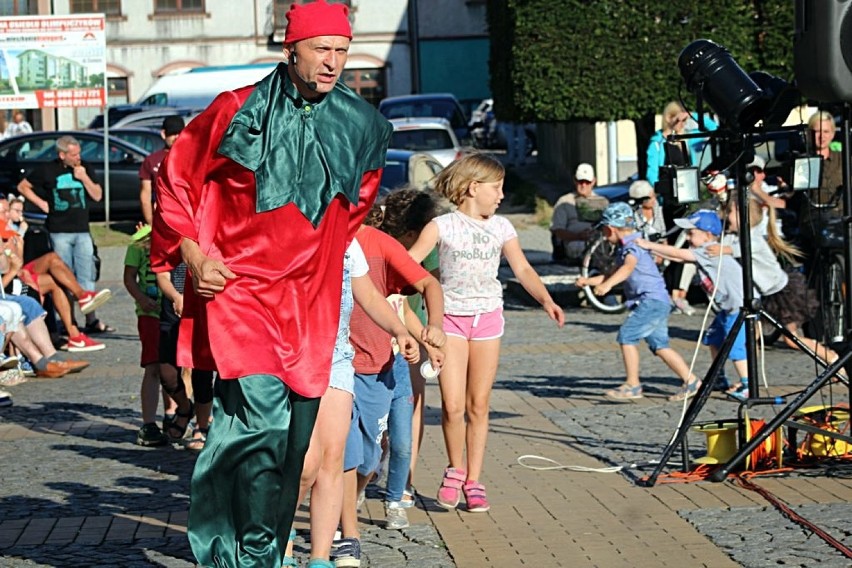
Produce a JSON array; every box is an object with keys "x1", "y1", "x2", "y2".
[{"x1": 638, "y1": 119, "x2": 852, "y2": 487}]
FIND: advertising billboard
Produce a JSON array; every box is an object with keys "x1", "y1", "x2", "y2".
[{"x1": 0, "y1": 14, "x2": 106, "y2": 109}]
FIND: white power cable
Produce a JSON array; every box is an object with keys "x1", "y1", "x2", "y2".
[{"x1": 516, "y1": 455, "x2": 623, "y2": 473}]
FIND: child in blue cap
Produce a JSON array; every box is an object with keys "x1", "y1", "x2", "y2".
[
  {"x1": 639, "y1": 209, "x2": 749, "y2": 399},
  {"x1": 577, "y1": 202, "x2": 699, "y2": 401}
]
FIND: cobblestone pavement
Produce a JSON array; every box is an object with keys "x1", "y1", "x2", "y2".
[{"x1": 1, "y1": 223, "x2": 851, "y2": 566}]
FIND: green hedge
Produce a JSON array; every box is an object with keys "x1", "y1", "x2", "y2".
[{"x1": 487, "y1": 0, "x2": 794, "y2": 122}]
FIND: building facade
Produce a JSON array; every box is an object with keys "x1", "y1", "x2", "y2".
[{"x1": 0, "y1": 0, "x2": 482, "y2": 129}]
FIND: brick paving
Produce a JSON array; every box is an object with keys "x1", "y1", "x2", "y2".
[{"x1": 0, "y1": 221, "x2": 850, "y2": 567}]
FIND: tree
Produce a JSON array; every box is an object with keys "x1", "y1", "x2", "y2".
[{"x1": 487, "y1": 1, "x2": 794, "y2": 179}]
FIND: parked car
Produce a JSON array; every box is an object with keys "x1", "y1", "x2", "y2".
[
  {"x1": 379, "y1": 149, "x2": 444, "y2": 198},
  {"x1": 104, "y1": 128, "x2": 166, "y2": 154},
  {"x1": 379, "y1": 93, "x2": 472, "y2": 145},
  {"x1": 594, "y1": 174, "x2": 637, "y2": 203},
  {"x1": 388, "y1": 117, "x2": 463, "y2": 168},
  {"x1": 112, "y1": 106, "x2": 204, "y2": 130},
  {"x1": 0, "y1": 131, "x2": 149, "y2": 220}
]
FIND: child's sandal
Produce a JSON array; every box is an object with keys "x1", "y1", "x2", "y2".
[
  {"x1": 185, "y1": 426, "x2": 208, "y2": 451},
  {"x1": 166, "y1": 400, "x2": 194, "y2": 441}
]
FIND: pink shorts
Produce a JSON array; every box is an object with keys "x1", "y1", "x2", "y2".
[{"x1": 443, "y1": 308, "x2": 504, "y2": 341}]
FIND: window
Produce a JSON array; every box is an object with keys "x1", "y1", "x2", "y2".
[
  {"x1": 0, "y1": 0, "x2": 36, "y2": 16},
  {"x1": 342, "y1": 68, "x2": 385, "y2": 107},
  {"x1": 155, "y1": 0, "x2": 204, "y2": 13},
  {"x1": 70, "y1": 0, "x2": 121, "y2": 15}
]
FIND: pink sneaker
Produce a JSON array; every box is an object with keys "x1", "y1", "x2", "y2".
[
  {"x1": 436, "y1": 467, "x2": 466, "y2": 509},
  {"x1": 77, "y1": 289, "x2": 112, "y2": 315},
  {"x1": 463, "y1": 480, "x2": 490, "y2": 513}
]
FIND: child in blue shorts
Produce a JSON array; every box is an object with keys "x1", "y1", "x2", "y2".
[
  {"x1": 639, "y1": 209, "x2": 749, "y2": 399},
  {"x1": 577, "y1": 202, "x2": 700, "y2": 401}
]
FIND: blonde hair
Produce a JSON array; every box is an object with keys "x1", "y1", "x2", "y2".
[
  {"x1": 434, "y1": 152, "x2": 504, "y2": 206},
  {"x1": 808, "y1": 110, "x2": 834, "y2": 129},
  {"x1": 727, "y1": 192, "x2": 802, "y2": 264},
  {"x1": 663, "y1": 101, "x2": 685, "y2": 129}
]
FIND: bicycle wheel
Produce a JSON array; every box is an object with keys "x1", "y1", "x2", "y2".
[
  {"x1": 821, "y1": 254, "x2": 846, "y2": 344},
  {"x1": 580, "y1": 235, "x2": 625, "y2": 313}
]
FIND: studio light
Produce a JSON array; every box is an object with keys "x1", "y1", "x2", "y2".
[{"x1": 678, "y1": 39, "x2": 798, "y2": 132}]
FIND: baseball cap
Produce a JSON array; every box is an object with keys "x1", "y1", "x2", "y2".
[
  {"x1": 162, "y1": 115, "x2": 185, "y2": 136},
  {"x1": 575, "y1": 163, "x2": 595, "y2": 182},
  {"x1": 674, "y1": 210, "x2": 722, "y2": 236},
  {"x1": 747, "y1": 155, "x2": 766, "y2": 170},
  {"x1": 628, "y1": 180, "x2": 654, "y2": 200},
  {"x1": 598, "y1": 202, "x2": 635, "y2": 229}
]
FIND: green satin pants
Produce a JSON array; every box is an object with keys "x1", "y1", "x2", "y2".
[{"x1": 188, "y1": 374, "x2": 320, "y2": 568}]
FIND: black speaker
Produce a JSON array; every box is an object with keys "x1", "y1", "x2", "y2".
[{"x1": 794, "y1": 0, "x2": 852, "y2": 102}]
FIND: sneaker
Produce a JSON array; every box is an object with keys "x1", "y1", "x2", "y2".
[
  {"x1": 56, "y1": 359, "x2": 90, "y2": 373},
  {"x1": 331, "y1": 537, "x2": 361, "y2": 567},
  {"x1": 35, "y1": 362, "x2": 69, "y2": 379},
  {"x1": 673, "y1": 297, "x2": 696, "y2": 316},
  {"x1": 64, "y1": 333, "x2": 105, "y2": 353},
  {"x1": 0, "y1": 367, "x2": 26, "y2": 386},
  {"x1": 77, "y1": 289, "x2": 112, "y2": 315},
  {"x1": 19, "y1": 359, "x2": 35, "y2": 378},
  {"x1": 0, "y1": 355, "x2": 19, "y2": 370},
  {"x1": 136, "y1": 423, "x2": 168, "y2": 447},
  {"x1": 604, "y1": 383, "x2": 643, "y2": 401},
  {"x1": 0, "y1": 388, "x2": 11, "y2": 407},
  {"x1": 400, "y1": 486, "x2": 416, "y2": 509},
  {"x1": 436, "y1": 466, "x2": 466, "y2": 509},
  {"x1": 727, "y1": 384, "x2": 749, "y2": 402},
  {"x1": 384, "y1": 501, "x2": 409, "y2": 530},
  {"x1": 463, "y1": 480, "x2": 491, "y2": 513},
  {"x1": 669, "y1": 378, "x2": 702, "y2": 402}
]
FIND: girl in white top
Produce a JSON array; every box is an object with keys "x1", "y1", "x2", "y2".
[{"x1": 409, "y1": 152, "x2": 564, "y2": 513}]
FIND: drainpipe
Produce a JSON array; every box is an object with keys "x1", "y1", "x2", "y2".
[
  {"x1": 607, "y1": 121, "x2": 618, "y2": 183},
  {"x1": 407, "y1": 0, "x2": 420, "y2": 93}
]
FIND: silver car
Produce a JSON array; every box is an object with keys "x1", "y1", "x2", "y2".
[{"x1": 388, "y1": 117, "x2": 463, "y2": 168}]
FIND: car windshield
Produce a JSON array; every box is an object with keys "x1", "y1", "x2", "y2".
[
  {"x1": 380, "y1": 159, "x2": 407, "y2": 190},
  {"x1": 391, "y1": 129, "x2": 453, "y2": 152}
]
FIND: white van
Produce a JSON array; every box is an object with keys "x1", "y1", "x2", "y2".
[{"x1": 136, "y1": 63, "x2": 279, "y2": 108}]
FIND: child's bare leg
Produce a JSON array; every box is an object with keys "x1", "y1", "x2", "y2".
[
  {"x1": 438, "y1": 336, "x2": 469, "y2": 470},
  {"x1": 620, "y1": 344, "x2": 641, "y2": 387},
  {"x1": 655, "y1": 347, "x2": 697, "y2": 384},
  {"x1": 465, "y1": 338, "x2": 500, "y2": 482}
]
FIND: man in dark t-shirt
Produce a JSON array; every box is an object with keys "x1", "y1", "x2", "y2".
[
  {"x1": 17, "y1": 135, "x2": 112, "y2": 338},
  {"x1": 139, "y1": 115, "x2": 185, "y2": 225}
]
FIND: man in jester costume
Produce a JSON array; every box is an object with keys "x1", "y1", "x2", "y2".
[{"x1": 150, "y1": 1, "x2": 392, "y2": 565}]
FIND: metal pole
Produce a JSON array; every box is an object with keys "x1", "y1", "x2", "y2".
[
  {"x1": 738, "y1": 135, "x2": 759, "y2": 397},
  {"x1": 840, "y1": 104, "x2": 851, "y2": 398},
  {"x1": 407, "y1": 0, "x2": 420, "y2": 93}
]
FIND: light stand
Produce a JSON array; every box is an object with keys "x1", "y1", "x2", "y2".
[
  {"x1": 638, "y1": 40, "x2": 852, "y2": 487},
  {"x1": 639, "y1": 126, "x2": 852, "y2": 487}
]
